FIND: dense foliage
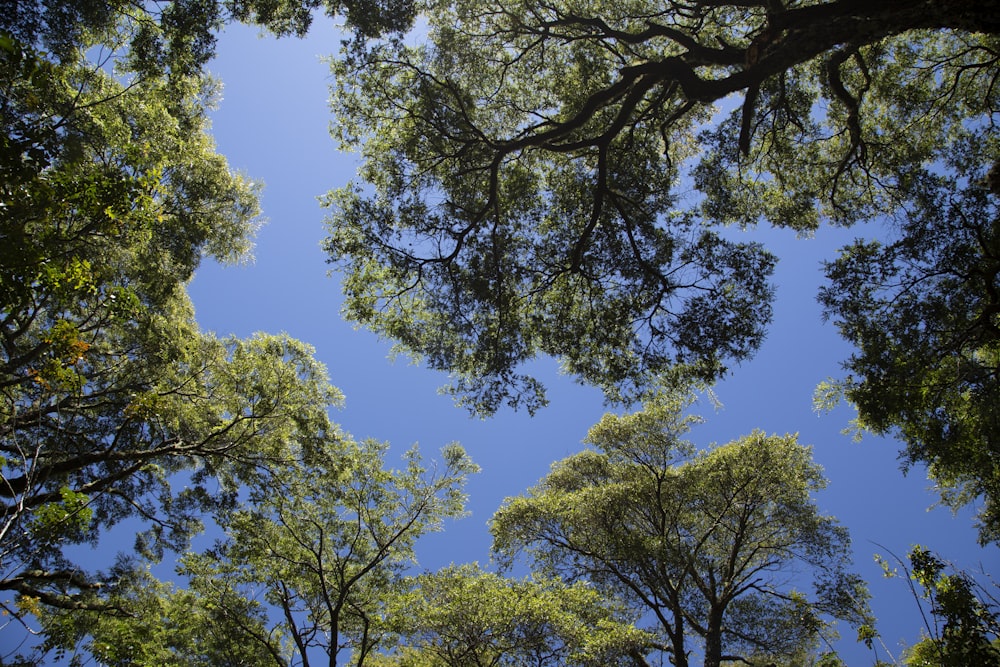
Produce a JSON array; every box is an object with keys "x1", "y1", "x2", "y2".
[
  {"x1": 36, "y1": 439, "x2": 477, "y2": 666},
  {"x1": 1, "y1": 0, "x2": 368, "y2": 644},
  {"x1": 376, "y1": 563, "x2": 650, "y2": 666},
  {"x1": 322, "y1": 0, "x2": 1000, "y2": 540},
  {"x1": 325, "y1": 0, "x2": 998, "y2": 414},
  {"x1": 818, "y1": 137, "x2": 1000, "y2": 544},
  {"x1": 2, "y1": 0, "x2": 999, "y2": 664}
]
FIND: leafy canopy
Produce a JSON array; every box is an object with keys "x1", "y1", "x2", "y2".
[
  {"x1": 818, "y1": 133, "x2": 1000, "y2": 544},
  {"x1": 0, "y1": 0, "x2": 430, "y2": 631},
  {"x1": 491, "y1": 394, "x2": 871, "y2": 667},
  {"x1": 325, "y1": 0, "x2": 999, "y2": 415},
  {"x1": 177, "y1": 438, "x2": 477, "y2": 667},
  {"x1": 28, "y1": 437, "x2": 477, "y2": 667}
]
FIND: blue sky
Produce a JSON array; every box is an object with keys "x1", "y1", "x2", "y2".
[{"x1": 187, "y1": 17, "x2": 998, "y2": 664}]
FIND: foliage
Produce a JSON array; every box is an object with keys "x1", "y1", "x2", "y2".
[
  {"x1": 491, "y1": 394, "x2": 871, "y2": 667},
  {"x1": 818, "y1": 135, "x2": 1000, "y2": 543},
  {"x1": 174, "y1": 438, "x2": 478, "y2": 667},
  {"x1": 29, "y1": 564, "x2": 281, "y2": 666},
  {"x1": 324, "y1": 0, "x2": 1000, "y2": 414},
  {"x1": 382, "y1": 562, "x2": 650, "y2": 666},
  {"x1": 21, "y1": 438, "x2": 476, "y2": 666},
  {"x1": 1, "y1": 16, "x2": 270, "y2": 618},
  {"x1": 0, "y1": 0, "x2": 348, "y2": 631},
  {"x1": 0, "y1": 322, "x2": 342, "y2": 618},
  {"x1": 872, "y1": 546, "x2": 1000, "y2": 667},
  {"x1": 0, "y1": 0, "x2": 425, "y2": 637},
  {"x1": 6, "y1": 0, "x2": 999, "y2": 664}
]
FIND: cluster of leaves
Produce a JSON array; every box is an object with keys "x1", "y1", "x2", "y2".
[
  {"x1": 377, "y1": 563, "x2": 650, "y2": 666},
  {"x1": 872, "y1": 546, "x2": 1000, "y2": 666},
  {"x1": 33, "y1": 438, "x2": 478, "y2": 666}
]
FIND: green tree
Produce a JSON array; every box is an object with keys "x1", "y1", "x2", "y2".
[
  {"x1": 0, "y1": 19, "x2": 283, "y2": 613},
  {"x1": 0, "y1": 326, "x2": 341, "y2": 612},
  {"x1": 873, "y1": 547, "x2": 1000, "y2": 667},
  {"x1": 818, "y1": 138, "x2": 1000, "y2": 544},
  {"x1": 324, "y1": 0, "x2": 999, "y2": 415},
  {"x1": 30, "y1": 563, "x2": 281, "y2": 666},
  {"x1": 0, "y1": 0, "x2": 420, "y2": 629},
  {"x1": 491, "y1": 395, "x2": 871, "y2": 667},
  {"x1": 0, "y1": 0, "x2": 338, "y2": 624},
  {"x1": 382, "y1": 562, "x2": 651, "y2": 666},
  {"x1": 20, "y1": 437, "x2": 476, "y2": 666},
  {"x1": 172, "y1": 438, "x2": 478, "y2": 667}
]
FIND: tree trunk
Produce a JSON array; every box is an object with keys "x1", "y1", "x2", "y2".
[{"x1": 703, "y1": 605, "x2": 725, "y2": 667}]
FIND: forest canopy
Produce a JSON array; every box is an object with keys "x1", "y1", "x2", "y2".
[
  {"x1": 323, "y1": 0, "x2": 1000, "y2": 540},
  {"x1": 2, "y1": 0, "x2": 999, "y2": 664}
]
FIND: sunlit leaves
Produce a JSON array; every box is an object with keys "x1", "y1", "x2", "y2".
[
  {"x1": 178, "y1": 438, "x2": 478, "y2": 666},
  {"x1": 324, "y1": 1, "x2": 1000, "y2": 414},
  {"x1": 26, "y1": 486, "x2": 93, "y2": 546},
  {"x1": 492, "y1": 395, "x2": 870, "y2": 667},
  {"x1": 385, "y1": 563, "x2": 650, "y2": 666},
  {"x1": 324, "y1": 1, "x2": 808, "y2": 414},
  {"x1": 875, "y1": 546, "x2": 1000, "y2": 666}
]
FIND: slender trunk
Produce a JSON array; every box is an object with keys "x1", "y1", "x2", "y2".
[
  {"x1": 648, "y1": 590, "x2": 689, "y2": 667},
  {"x1": 670, "y1": 614, "x2": 688, "y2": 667},
  {"x1": 329, "y1": 615, "x2": 339, "y2": 667}
]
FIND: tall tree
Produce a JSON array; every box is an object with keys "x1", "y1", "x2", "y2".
[
  {"x1": 324, "y1": 0, "x2": 999, "y2": 415},
  {"x1": 174, "y1": 438, "x2": 478, "y2": 667},
  {"x1": 0, "y1": 0, "x2": 422, "y2": 632},
  {"x1": 491, "y1": 396, "x2": 871, "y2": 667},
  {"x1": 0, "y1": 19, "x2": 278, "y2": 615}
]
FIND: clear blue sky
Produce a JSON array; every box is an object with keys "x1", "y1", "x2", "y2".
[{"x1": 187, "y1": 17, "x2": 998, "y2": 665}]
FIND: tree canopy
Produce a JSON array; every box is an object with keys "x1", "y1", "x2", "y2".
[
  {"x1": 818, "y1": 134, "x2": 1000, "y2": 544},
  {"x1": 178, "y1": 439, "x2": 477, "y2": 667},
  {"x1": 491, "y1": 396, "x2": 871, "y2": 667},
  {"x1": 324, "y1": 0, "x2": 1000, "y2": 415},
  {"x1": 1, "y1": 9, "x2": 270, "y2": 613},
  {"x1": 4, "y1": 0, "x2": 1000, "y2": 663},
  {"x1": 33, "y1": 438, "x2": 477, "y2": 667},
  {"x1": 1, "y1": 0, "x2": 349, "y2": 631}
]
